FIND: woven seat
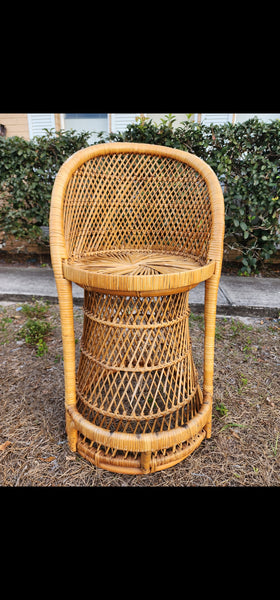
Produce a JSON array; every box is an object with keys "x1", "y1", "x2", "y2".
[
  {"x1": 50, "y1": 143, "x2": 224, "y2": 474},
  {"x1": 62, "y1": 249, "x2": 216, "y2": 294}
]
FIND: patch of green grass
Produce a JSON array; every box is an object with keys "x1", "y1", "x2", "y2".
[
  {"x1": 216, "y1": 402, "x2": 228, "y2": 417},
  {"x1": 271, "y1": 434, "x2": 279, "y2": 457},
  {"x1": 220, "y1": 422, "x2": 247, "y2": 432},
  {"x1": 215, "y1": 322, "x2": 224, "y2": 340},
  {"x1": 230, "y1": 319, "x2": 253, "y2": 336},
  {"x1": 17, "y1": 318, "x2": 52, "y2": 356},
  {"x1": 238, "y1": 374, "x2": 248, "y2": 394},
  {"x1": 17, "y1": 300, "x2": 52, "y2": 357},
  {"x1": 21, "y1": 300, "x2": 50, "y2": 318},
  {"x1": 0, "y1": 314, "x2": 13, "y2": 332}
]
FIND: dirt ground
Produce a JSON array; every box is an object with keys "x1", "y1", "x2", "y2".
[{"x1": 0, "y1": 299, "x2": 279, "y2": 487}]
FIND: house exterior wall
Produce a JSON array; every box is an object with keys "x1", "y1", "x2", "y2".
[
  {"x1": 146, "y1": 113, "x2": 194, "y2": 126},
  {"x1": 0, "y1": 113, "x2": 30, "y2": 139},
  {"x1": 1, "y1": 113, "x2": 279, "y2": 140},
  {"x1": 54, "y1": 113, "x2": 62, "y2": 132},
  {"x1": 0, "y1": 113, "x2": 62, "y2": 139},
  {"x1": 235, "y1": 113, "x2": 280, "y2": 123}
]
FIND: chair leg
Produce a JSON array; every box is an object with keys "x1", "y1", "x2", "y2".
[
  {"x1": 203, "y1": 273, "x2": 219, "y2": 439},
  {"x1": 56, "y1": 277, "x2": 78, "y2": 451},
  {"x1": 65, "y1": 411, "x2": 78, "y2": 451}
]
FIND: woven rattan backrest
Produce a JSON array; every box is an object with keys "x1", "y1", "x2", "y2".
[{"x1": 51, "y1": 143, "x2": 224, "y2": 267}]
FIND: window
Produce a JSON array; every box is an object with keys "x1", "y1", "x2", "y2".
[
  {"x1": 63, "y1": 114, "x2": 108, "y2": 143},
  {"x1": 65, "y1": 114, "x2": 107, "y2": 119},
  {"x1": 63, "y1": 113, "x2": 142, "y2": 142}
]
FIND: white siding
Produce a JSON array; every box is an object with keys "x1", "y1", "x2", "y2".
[
  {"x1": 146, "y1": 113, "x2": 194, "y2": 126},
  {"x1": 28, "y1": 114, "x2": 56, "y2": 138},
  {"x1": 235, "y1": 113, "x2": 280, "y2": 123},
  {"x1": 199, "y1": 113, "x2": 233, "y2": 125},
  {"x1": 110, "y1": 114, "x2": 141, "y2": 133}
]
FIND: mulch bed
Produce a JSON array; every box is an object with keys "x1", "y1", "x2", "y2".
[{"x1": 0, "y1": 300, "x2": 279, "y2": 486}]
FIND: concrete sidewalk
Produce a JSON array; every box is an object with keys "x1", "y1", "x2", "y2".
[{"x1": 0, "y1": 265, "x2": 279, "y2": 317}]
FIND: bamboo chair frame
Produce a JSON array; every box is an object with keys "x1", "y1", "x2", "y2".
[{"x1": 50, "y1": 143, "x2": 224, "y2": 474}]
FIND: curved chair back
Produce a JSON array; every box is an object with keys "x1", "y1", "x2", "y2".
[{"x1": 50, "y1": 143, "x2": 224, "y2": 276}]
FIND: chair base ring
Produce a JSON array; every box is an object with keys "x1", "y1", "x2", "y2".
[{"x1": 76, "y1": 429, "x2": 207, "y2": 474}]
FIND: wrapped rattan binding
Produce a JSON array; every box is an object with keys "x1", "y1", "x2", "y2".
[{"x1": 50, "y1": 143, "x2": 224, "y2": 474}]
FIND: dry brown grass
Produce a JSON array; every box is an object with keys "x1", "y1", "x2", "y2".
[{"x1": 0, "y1": 300, "x2": 279, "y2": 486}]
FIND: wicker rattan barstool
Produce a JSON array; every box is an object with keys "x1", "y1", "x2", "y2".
[{"x1": 50, "y1": 143, "x2": 224, "y2": 474}]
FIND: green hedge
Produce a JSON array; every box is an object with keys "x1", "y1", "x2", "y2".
[
  {"x1": 1, "y1": 118, "x2": 280, "y2": 273},
  {"x1": 98, "y1": 115, "x2": 280, "y2": 273},
  {"x1": 0, "y1": 128, "x2": 91, "y2": 244}
]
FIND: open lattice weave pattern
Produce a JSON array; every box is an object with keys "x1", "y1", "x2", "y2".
[
  {"x1": 63, "y1": 152, "x2": 212, "y2": 263},
  {"x1": 75, "y1": 289, "x2": 205, "y2": 473}
]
